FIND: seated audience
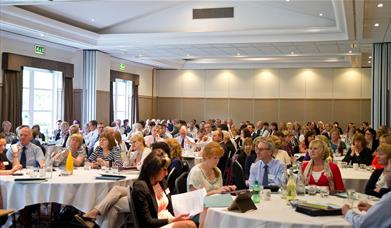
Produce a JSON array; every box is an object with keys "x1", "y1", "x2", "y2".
[
  {"x1": 365, "y1": 128, "x2": 379, "y2": 154},
  {"x1": 144, "y1": 125, "x2": 164, "y2": 147},
  {"x1": 1, "y1": 121, "x2": 17, "y2": 144},
  {"x1": 371, "y1": 134, "x2": 391, "y2": 170},
  {"x1": 133, "y1": 149, "x2": 196, "y2": 228},
  {"x1": 269, "y1": 135, "x2": 291, "y2": 166},
  {"x1": 6, "y1": 125, "x2": 45, "y2": 168},
  {"x1": 0, "y1": 134, "x2": 22, "y2": 175},
  {"x1": 365, "y1": 144, "x2": 391, "y2": 198},
  {"x1": 330, "y1": 129, "x2": 347, "y2": 155},
  {"x1": 302, "y1": 139, "x2": 345, "y2": 193},
  {"x1": 88, "y1": 132, "x2": 122, "y2": 168},
  {"x1": 123, "y1": 133, "x2": 151, "y2": 170},
  {"x1": 342, "y1": 160, "x2": 391, "y2": 228},
  {"x1": 55, "y1": 121, "x2": 70, "y2": 147},
  {"x1": 236, "y1": 137, "x2": 256, "y2": 179},
  {"x1": 175, "y1": 126, "x2": 195, "y2": 151},
  {"x1": 32, "y1": 124, "x2": 45, "y2": 142},
  {"x1": 343, "y1": 133, "x2": 373, "y2": 166},
  {"x1": 164, "y1": 138, "x2": 184, "y2": 193},
  {"x1": 248, "y1": 138, "x2": 285, "y2": 188},
  {"x1": 302, "y1": 131, "x2": 316, "y2": 161},
  {"x1": 113, "y1": 131, "x2": 127, "y2": 154},
  {"x1": 187, "y1": 141, "x2": 236, "y2": 194},
  {"x1": 52, "y1": 133, "x2": 86, "y2": 167}
]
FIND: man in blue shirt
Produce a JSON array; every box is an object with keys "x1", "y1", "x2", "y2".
[
  {"x1": 6, "y1": 125, "x2": 45, "y2": 168},
  {"x1": 342, "y1": 160, "x2": 391, "y2": 228},
  {"x1": 249, "y1": 138, "x2": 285, "y2": 188}
]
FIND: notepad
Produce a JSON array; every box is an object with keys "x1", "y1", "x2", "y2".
[{"x1": 171, "y1": 188, "x2": 206, "y2": 216}]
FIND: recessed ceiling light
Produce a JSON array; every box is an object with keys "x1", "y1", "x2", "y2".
[
  {"x1": 377, "y1": 3, "x2": 383, "y2": 7},
  {"x1": 319, "y1": 13, "x2": 323, "y2": 16},
  {"x1": 236, "y1": 53, "x2": 241, "y2": 56},
  {"x1": 368, "y1": 61, "x2": 371, "y2": 64},
  {"x1": 374, "y1": 23, "x2": 380, "y2": 27},
  {"x1": 368, "y1": 56, "x2": 372, "y2": 59},
  {"x1": 290, "y1": 51, "x2": 295, "y2": 55},
  {"x1": 40, "y1": 33, "x2": 45, "y2": 37},
  {"x1": 285, "y1": 0, "x2": 290, "y2": 2},
  {"x1": 348, "y1": 50, "x2": 352, "y2": 54},
  {"x1": 186, "y1": 53, "x2": 190, "y2": 57},
  {"x1": 137, "y1": 54, "x2": 143, "y2": 58},
  {"x1": 91, "y1": 18, "x2": 95, "y2": 22}
]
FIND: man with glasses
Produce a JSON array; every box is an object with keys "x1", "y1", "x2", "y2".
[
  {"x1": 342, "y1": 159, "x2": 391, "y2": 227},
  {"x1": 248, "y1": 138, "x2": 285, "y2": 189}
]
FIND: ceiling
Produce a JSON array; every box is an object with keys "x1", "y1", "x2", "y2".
[{"x1": 0, "y1": 0, "x2": 390, "y2": 69}]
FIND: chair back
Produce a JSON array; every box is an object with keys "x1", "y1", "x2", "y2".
[
  {"x1": 182, "y1": 160, "x2": 190, "y2": 172},
  {"x1": 175, "y1": 171, "x2": 189, "y2": 194},
  {"x1": 128, "y1": 184, "x2": 140, "y2": 228},
  {"x1": 232, "y1": 160, "x2": 247, "y2": 190}
]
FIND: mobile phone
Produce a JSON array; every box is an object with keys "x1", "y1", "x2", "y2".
[{"x1": 12, "y1": 173, "x2": 23, "y2": 176}]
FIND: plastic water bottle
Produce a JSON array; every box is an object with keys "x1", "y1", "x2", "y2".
[
  {"x1": 251, "y1": 180, "x2": 261, "y2": 203},
  {"x1": 296, "y1": 162, "x2": 306, "y2": 195},
  {"x1": 286, "y1": 167, "x2": 297, "y2": 201}
]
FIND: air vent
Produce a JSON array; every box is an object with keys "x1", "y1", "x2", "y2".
[{"x1": 193, "y1": 7, "x2": 234, "y2": 19}]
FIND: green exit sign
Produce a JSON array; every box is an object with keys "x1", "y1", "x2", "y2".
[
  {"x1": 34, "y1": 45, "x2": 45, "y2": 55},
  {"x1": 119, "y1": 63, "x2": 126, "y2": 71}
]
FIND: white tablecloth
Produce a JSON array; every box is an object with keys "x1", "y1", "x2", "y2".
[
  {"x1": 340, "y1": 168, "x2": 371, "y2": 193},
  {"x1": 204, "y1": 194, "x2": 352, "y2": 228},
  {"x1": 0, "y1": 168, "x2": 139, "y2": 213}
]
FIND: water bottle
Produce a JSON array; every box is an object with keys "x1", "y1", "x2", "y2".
[
  {"x1": 251, "y1": 180, "x2": 261, "y2": 204},
  {"x1": 296, "y1": 162, "x2": 306, "y2": 195},
  {"x1": 286, "y1": 167, "x2": 297, "y2": 201}
]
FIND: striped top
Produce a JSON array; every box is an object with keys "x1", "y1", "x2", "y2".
[{"x1": 88, "y1": 146, "x2": 123, "y2": 167}]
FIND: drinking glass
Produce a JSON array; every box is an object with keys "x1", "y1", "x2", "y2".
[{"x1": 308, "y1": 185, "x2": 317, "y2": 195}]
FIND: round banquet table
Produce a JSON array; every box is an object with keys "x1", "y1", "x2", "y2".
[
  {"x1": 204, "y1": 194, "x2": 353, "y2": 228},
  {"x1": 0, "y1": 168, "x2": 139, "y2": 227},
  {"x1": 340, "y1": 168, "x2": 371, "y2": 193}
]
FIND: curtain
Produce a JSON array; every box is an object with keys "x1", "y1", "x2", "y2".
[
  {"x1": 1, "y1": 70, "x2": 22, "y2": 130},
  {"x1": 372, "y1": 42, "x2": 391, "y2": 129},
  {"x1": 132, "y1": 84, "x2": 139, "y2": 125},
  {"x1": 64, "y1": 77, "x2": 74, "y2": 122}
]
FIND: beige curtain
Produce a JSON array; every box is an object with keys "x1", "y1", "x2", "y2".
[{"x1": 1, "y1": 70, "x2": 23, "y2": 130}]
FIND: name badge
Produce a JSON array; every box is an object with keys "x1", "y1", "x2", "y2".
[
  {"x1": 165, "y1": 188, "x2": 170, "y2": 195},
  {"x1": 3, "y1": 161, "x2": 9, "y2": 166}
]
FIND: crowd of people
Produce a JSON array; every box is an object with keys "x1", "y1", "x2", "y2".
[{"x1": 1, "y1": 118, "x2": 391, "y2": 228}]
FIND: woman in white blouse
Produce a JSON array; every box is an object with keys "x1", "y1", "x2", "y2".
[
  {"x1": 123, "y1": 133, "x2": 151, "y2": 170},
  {"x1": 268, "y1": 135, "x2": 291, "y2": 166}
]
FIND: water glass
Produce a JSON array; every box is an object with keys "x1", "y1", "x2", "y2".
[
  {"x1": 360, "y1": 164, "x2": 366, "y2": 169},
  {"x1": 261, "y1": 189, "x2": 271, "y2": 201},
  {"x1": 353, "y1": 163, "x2": 359, "y2": 170},
  {"x1": 319, "y1": 187, "x2": 329, "y2": 197},
  {"x1": 346, "y1": 189, "x2": 356, "y2": 207}
]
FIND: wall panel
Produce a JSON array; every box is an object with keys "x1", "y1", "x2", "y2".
[
  {"x1": 96, "y1": 90, "x2": 110, "y2": 125},
  {"x1": 205, "y1": 70, "x2": 229, "y2": 98},
  {"x1": 139, "y1": 96, "x2": 153, "y2": 121},
  {"x1": 253, "y1": 69, "x2": 280, "y2": 98},
  {"x1": 306, "y1": 69, "x2": 333, "y2": 98},
  {"x1": 157, "y1": 70, "x2": 181, "y2": 97},
  {"x1": 333, "y1": 69, "x2": 362, "y2": 98},
  {"x1": 229, "y1": 99, "x2": 253, "y2": 122},
  {"x1": 205, "y1": 99, "x2": 229, "y2": 120},
  {"x1": 253, "y1": 99, "x2": 279, "y2": 122},
  {"x1": 156, "y1": 97, "x2": 181, "y2": 120},
  {"x1": 181, "y1": 70, "x2": 205, "y2": 97},
  {"x1": 229, "y1": 69, "x2": 254, "y2": 98},
  {"x1": 279, "y1": 69, "x2": 306, "y2": 98},
  {"x1": 279, "y1": 99, "x2": 305, "y2": 123},
  {"x1": 181, "y1": 98, "x2": 205, "y2": 122},
  {"x1": 304, "y1": 100, "x2": 333, "y2": 122}
]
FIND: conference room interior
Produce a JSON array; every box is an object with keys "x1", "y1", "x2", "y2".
[{"x1": 0, "y1": 0, "x2": 391, "y2": 228}]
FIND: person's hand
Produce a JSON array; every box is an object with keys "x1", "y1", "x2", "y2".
[
  {"x1": 11, "y1": 164, "x2": 23, "y2": 172},
  {"x1": 227, "y1": 185, "x2": 237, "y2": 191},
  {"x1": 91, "y1": 162, "x2": 100, "y2": 169},
  {"x1": 374, "y1": 186, "x2": 381, "y2": 192},
  {"x1": 341, "y1": 204, "x2": 351, "y2": 215},
  {"x1": 11, "y1": 144, "x2": 19, "y2": 157},
  {"x1": 96, "y1": 158, "x2": 106, "y2": 166},
  {"x1": 357, "y1": 201, "x2": 372, "y2": 212},
  {"x1": 172, "y1": 213, "x2": 191, "y2": 222}
]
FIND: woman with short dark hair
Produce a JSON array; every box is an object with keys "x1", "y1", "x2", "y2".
[{"x1": 343, "y1": 133, "x2": 373, "y2": 165}]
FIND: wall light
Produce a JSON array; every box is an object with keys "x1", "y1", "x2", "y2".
[
  {"x1": 377, "y1": 3, "x2": 383, "y2": 7},
  {"x1": 374, "y1": 23, "x2": 380, "y2": 27}
]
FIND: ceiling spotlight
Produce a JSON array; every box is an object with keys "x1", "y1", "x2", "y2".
[
  {"x1": 368, "y1": 61, "x2": 371, "y2": 64},
  {"x1": 374, "y1": 23, "x2": 380, "y2": 27},
  {"x1": 377, "y1": 3, "x2": 383, "y2": 7},
  {"x1": 236, "y1": 53, "x2": 241, "y2": 56},
  {"x1": 91, "y1": 18, "x2": 95, "y2": 22},
  {"x1": 290, "y1": 51, "x2": 295, "y2": 55},
  {"x1": 40, "y1": 33, "x2": 45, "y2": 37},
  {"x1": 319, "y1": 13, "x2": 323, "y2": 16},
  {"x1": 285, "y1": 0, "x2": 290, "y2": 2},
  {"x1": 186, "y1": 53, "x2": 190, "y2": 57},
  {"x1": 368, "y1": 56, "x2": 372, "y2": 59},
  {"x1": 348, "y1": 50, "x2": 352, "y2": 54}
]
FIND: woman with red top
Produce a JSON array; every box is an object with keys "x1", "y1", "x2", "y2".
[
  {"x1": 371, "y1": 134, "x2": 391, "y2": 170},
  {"x1": 302, "y1": 139, "x2": 345, "y2": 193}
]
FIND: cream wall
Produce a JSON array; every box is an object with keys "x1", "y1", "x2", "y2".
[
  {"x1": 156, "y1": 68, "x2": 371, "y2": 99},
  {"x1": 155, "y1": 68, "x2": 371, "y2": 127}
]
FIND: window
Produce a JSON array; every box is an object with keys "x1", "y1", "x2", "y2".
[
  {"x1": 22, "y1": 67, "x2": 63, "y2": 137},
  {"x1": 112, "y1": 79, "x2": 133, "y2": 121}
]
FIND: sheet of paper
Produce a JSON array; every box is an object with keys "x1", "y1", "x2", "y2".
[
  {"x1": 204, "y1": 194, "x2": 233, "y2": 208},
  {"x1": 171, "y1": 188, "x2": 207, "y2": 216}
]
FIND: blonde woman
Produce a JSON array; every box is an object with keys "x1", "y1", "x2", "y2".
[
  {"x1": 302, "y1": 139, "x2": 345, "y2": 193},
  {"x1": 268, "y1": 135, "x2": 291, "y2": 165},
  {"x1": 123, "y1": 133, "x2": 151, "y2": 170},
  {"x1": 52, "y1": 133, "x2": 86, "y2": 167},
  {"x1": 165, "y1": 138, "x2": 184, "y2": 193}
]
